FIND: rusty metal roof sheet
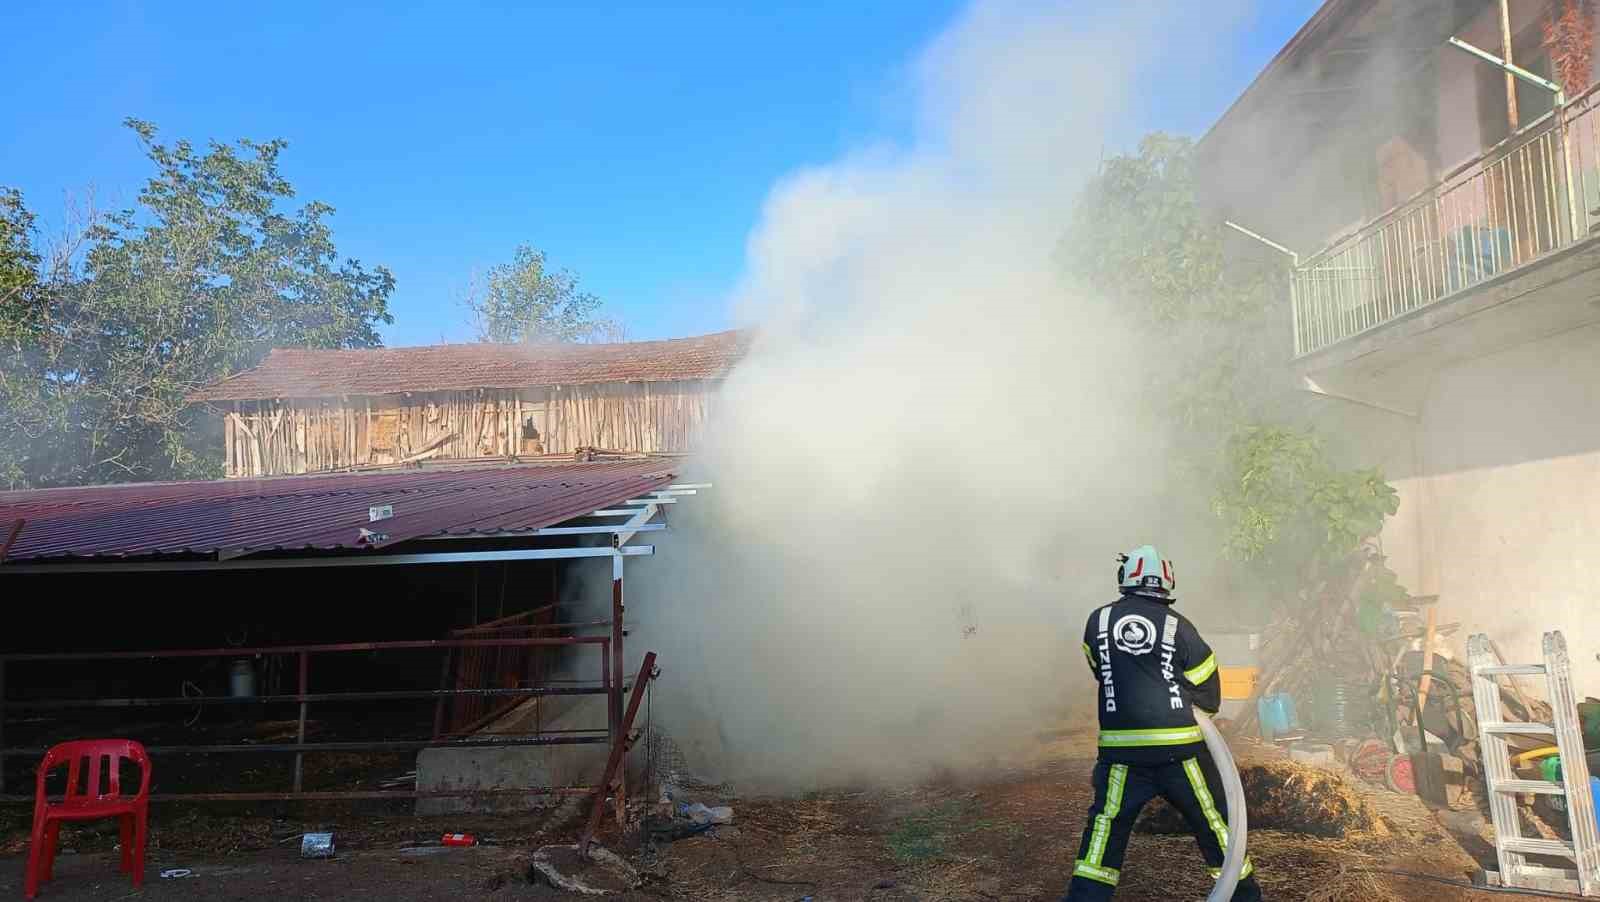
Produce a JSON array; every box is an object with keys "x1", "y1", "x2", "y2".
[
  {"x1": 0, "y1": 460, "x2": 676, "y2": 563},
  {"x1": 191, "y1": 330, "x2": 752, "y2": 402}
]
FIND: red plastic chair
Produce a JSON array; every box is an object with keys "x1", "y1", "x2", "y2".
[{"x1": 24, "y1": 739, "x2": 151, "y2": 899}]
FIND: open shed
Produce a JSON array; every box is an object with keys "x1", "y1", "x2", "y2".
[{"x1": 0, "y1": 458, "x2": 702, "y2": 812}]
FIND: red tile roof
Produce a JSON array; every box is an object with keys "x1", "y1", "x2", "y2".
[
  {"x1": 0, "y1": 460, "x2": 676, "y2": 563},
  {"x1": 192, "y1": 329, "x2": 751, "y2": 402}
]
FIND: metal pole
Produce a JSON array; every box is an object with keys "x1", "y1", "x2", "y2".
[
  {"x1": 1223, "y1": 221, "x2": 1299, "y2": 265},
  {"x1": 432, "y1": 648, "x2": 453, "y2": 739},
  {"x1": 0, "y1": 544, "x2": 656, "y2": 575},
  {"x1": 0, "y1": 659, "x2": 6, "y2": 796},
  {"x1": 611, "y1": 552, "x2": 626, "y2": 824},
  {"x1": 1289, "y1": 271, "x2": 1304, "y2": 356},
  {"x1": 1444, "y1": 37, "x2": 1580, "y2": 244},
  {"x1": 0, "y1": 635, "x2": 608, "y2": 664},
  {"x1": 1224, "y1": 221, "x2": 1303, "y2": 355},
  {"x1": 579, "y1": 651, "x2": 658, "y2": 858},
  {"x1": 293, "y1": 652, "x2": 308, "y2": 794},
  {"x1": 601, "y1": 641, "x2": 612, "y2": 747},
  {"x1": 1500, "y1": 0, "x2": 1519, "y2": 132},
  {"x1": 1560, "y1": 92, "x2": 1581, "y2": 243},
  {"x1": 1447, "y1": 38, "x2": 1564, "y2": 96}
]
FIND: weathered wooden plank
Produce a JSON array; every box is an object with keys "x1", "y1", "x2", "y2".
[
  {"x1": 224, "y1": 404, "x2": 238, "y2": 477},
  {"x1": 218, "y1": 380, "x2": 722, "y2": 475}
]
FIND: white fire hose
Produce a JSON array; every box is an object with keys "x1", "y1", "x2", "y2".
[{"x1": 1195, "y1": 711, "x2": 1248, "y2": 902}]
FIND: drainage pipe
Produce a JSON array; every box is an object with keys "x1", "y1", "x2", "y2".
[{"x1": 1196, "y1": 711, "x2": 1248, "y2": 901}]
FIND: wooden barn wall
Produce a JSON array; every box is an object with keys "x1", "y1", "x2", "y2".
[
  {"x1": 543, "y1": 380, "x2": 712, "y2": 457},
  {"x1": 221, "y1": 380, "x2": 717, "y2": 477}
]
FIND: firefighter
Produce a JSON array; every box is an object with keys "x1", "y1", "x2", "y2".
[{"x1": 1063, "y1": 545, "x2": 1262, "y2": 901}]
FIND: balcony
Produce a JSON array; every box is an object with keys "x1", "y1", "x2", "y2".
[{"x1": 1292, "y1": 83, "x2": 1600, "y2": 358}]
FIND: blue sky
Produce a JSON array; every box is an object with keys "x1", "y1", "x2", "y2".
[{"x1": 3, "y1": 1, "x2": 1321, "y2": 346}]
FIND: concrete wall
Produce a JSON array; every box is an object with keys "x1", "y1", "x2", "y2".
[
  {"x1": 415, "y1": 693, "x2": 628, "y2": 815},
  {"x1": 1413, "y1": 322, "x2": 1600, "y2": 690},
  {"x1": 1360, "y1": 322, "x2": 1600, "y2": 693}
]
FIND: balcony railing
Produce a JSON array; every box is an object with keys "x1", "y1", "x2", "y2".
[{"x1": 1292, "y1": 82, "x2": 1600, "y2": 356}]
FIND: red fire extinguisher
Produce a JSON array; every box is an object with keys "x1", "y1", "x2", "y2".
[{"x1": 441, "y1": 833, "x2": 476, "y2": 847}]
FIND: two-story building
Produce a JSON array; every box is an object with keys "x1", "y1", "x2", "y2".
[{"x1": 1201, "y1": 0, "x2": 1600, "y2": 687}]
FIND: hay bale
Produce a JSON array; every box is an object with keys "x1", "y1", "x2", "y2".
[{"x1": 1136, "y1": 760, "x2": 1385, "y2": 838}]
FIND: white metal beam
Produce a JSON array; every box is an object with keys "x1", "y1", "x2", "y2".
[
  {"x1": 1301, "y1": 375, "x2": 1418, "y2": 420},
  {"x1": 615, "y1": 503, "x2": 660, "y2": 548},
  {"x1": 535, "y1": 523, "x2": 665, "y2": 537},
  {"x1": 1448, "y1": 35, "x2": 1580, "y2": 244},
  {"x1": 416, "y1": 521, "x2": 663, "y2": 540},
  {"x1": 1447, "y1": 37, "x2": 1564, "y2": 96},
  {"x1": 1223, "y1": 221, "x2": 1299, "y2": 265},
  {"x1": 0, "y1": 544, "x2": 655, "y2": 575}
]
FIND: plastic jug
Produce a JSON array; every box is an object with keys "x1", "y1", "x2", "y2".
[
  {"x1": 1535, "y1": 757, "x2": 1600, "y2": 822},
  {"x1": 1257, "y1": 692, "x2": 1297, "y2": 741}
]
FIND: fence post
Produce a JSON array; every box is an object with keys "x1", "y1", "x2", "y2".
[
  {"x1": 0, "y1": 658, "x2": 7, "y2": 796},
  {"x1": 611, "y1": 553, "x2": 627, "y2": 824},
  {"x1": 1288, "y1": 268, "x2": 1303, "y2": 357},
  {"x1": 1561, "y1": 102, "x2": 1582, "y2": 245},
  {"x1": 432, "y1": 648, "x2": 453, "y2": 739},
  {"x1": 579, "y1": 651, "x2": 657, "y2": 858},
  {"x1": 293, "y1": 652, "x2": 309, "y2": 794}
]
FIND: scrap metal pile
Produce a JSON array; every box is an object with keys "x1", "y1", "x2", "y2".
[{"x1": 1225, "y1": 543, "x2": 1569, "y2": 809}]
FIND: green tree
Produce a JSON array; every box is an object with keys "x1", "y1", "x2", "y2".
[
  {"x1": 0, "y1": 189, "x2": 47, "y2": 489},
  {"x1": 1209, "y1": 425, "x2": 1399, "y2": 591},
  {"x1": 466, "y1": 244, "x2": 621, "y2": 344},
  {"x1": 0, "y1": 120, "x2": 394, "y2": 488},
  {"x1": 0, "y1": 189, "x2": 40, "y2": 312},
  {"x1": 1061, "y1": 133, "x2": 1404, "y2": 609},
  {"x1": 1062, "y1": 133, "x2": 1286, "y2": 439}
]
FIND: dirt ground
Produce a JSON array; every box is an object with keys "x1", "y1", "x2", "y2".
[{"x1": 0, "y1": 734, "x2": 1523, "y2": 901}]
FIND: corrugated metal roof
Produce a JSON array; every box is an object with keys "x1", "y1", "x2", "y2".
[
  {"x1": 0, "y1": 460, "x2": 676, "y2": 563},
  {"x1": 191, "y1": 330, "x2": 752, "y2": 401}
]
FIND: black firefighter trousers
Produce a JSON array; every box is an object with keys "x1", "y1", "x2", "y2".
[{"x1": 1062, "y1": 754, "x2": 1262, "y2": 901}]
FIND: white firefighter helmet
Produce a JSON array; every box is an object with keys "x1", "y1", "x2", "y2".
[{"x1": 1117, "y1": 545, "x2": 1175, "y2": 597}]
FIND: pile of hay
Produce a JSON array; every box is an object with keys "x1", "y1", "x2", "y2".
[
  {"x1": 1137, "y1": 760, "x2": 1386, "y2": 838},
  {"x1": 1299, "y1": 864, "x2": 1406, "y2": 902}
]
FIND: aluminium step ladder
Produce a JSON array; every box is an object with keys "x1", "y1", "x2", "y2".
[{"x1": 1468, "y1": 631, "x2": 1600, "y2": 896}]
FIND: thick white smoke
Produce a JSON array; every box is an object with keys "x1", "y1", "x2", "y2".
[{"x1": 623, "y1": 0, "x2": 1255, "y2": 791}]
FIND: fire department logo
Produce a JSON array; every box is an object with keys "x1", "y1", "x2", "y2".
[{"x1": 1112, "y1": 614, "x2": 1157, "y2": 655}]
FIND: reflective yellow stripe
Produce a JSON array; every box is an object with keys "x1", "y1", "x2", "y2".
[
  {"x1": 1073, "y1": 860, "x2": 1120, "y2": 886},
  {"x1": 1184, "y1": 756, "x2": 1251, "y2": 879},
  {"x1": 1209, "y1": 860, "x2": 1255, "y2": 879},
  {"x1": 1082, "y1": 642, "x2": 1095, "y2": 667},
  {"x1": 1184, "y1": 653, "x2": 1217, "y2": 685},
  {"x1": 1085, "y1": 764, "x2": 1127, "y2": 868},
  {"x1": 1098, "y1": 726, "x2": 1203, "y2": 747}
]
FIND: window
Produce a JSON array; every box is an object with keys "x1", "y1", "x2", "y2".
[{"x1": 1476, "y1": 28, "x2": 1556, "y2": 148}]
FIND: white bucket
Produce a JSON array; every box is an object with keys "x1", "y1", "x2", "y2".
[{"x1": 228, "y1": 658, "x2": 256, "y2": 698}]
